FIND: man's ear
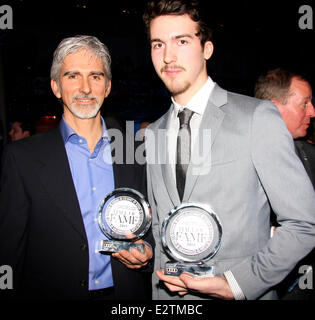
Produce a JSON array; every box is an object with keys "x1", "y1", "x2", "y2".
[
  {"x1": 23, "y1": 130, "x2": 30, "y2": 138},
  {"x1": 204, "y1": 41, "x2": 214, "y2": 60},
  {"x1": 51, "y1": 79, "x2": 62, "y2": 99},
  {"x1": 105, "y1": 80, "x2": 112, "y2": 98},
  {"x1": 271, "y1": 99, "x2": 281, "y2": 109},
  {"x1": 271, "y1": 99, "x2": 286, "y2": 117}
]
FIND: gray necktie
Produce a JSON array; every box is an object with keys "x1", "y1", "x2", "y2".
[{"x1": 176, "y1": 109, "x2": 194, "y2": 201}]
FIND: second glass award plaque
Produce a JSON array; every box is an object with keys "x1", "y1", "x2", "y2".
[
  {"x1": 161, "y1": 203, "x2": 222, "y2": 277},
  {"x1": 97, "y1": 188, "x2": 151, "y2": 254}
]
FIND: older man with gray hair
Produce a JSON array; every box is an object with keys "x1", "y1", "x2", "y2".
[
  {"x1": 255, "y1": 68, "x2": 315, "y2": 300},
  {"x1": 255, "y1": 68, "x2": 315, "y2": 139},
  {"x1": 0, "y1": 35, "x2": 153, "y2": 300}
]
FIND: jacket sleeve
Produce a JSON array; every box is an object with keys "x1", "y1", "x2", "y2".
[
  {"x1": 0, "y1": 145, "x2": 30, "y2": 294},
  {"x1": 230, "y1": 101, "x2": 315, "y2": 299}
]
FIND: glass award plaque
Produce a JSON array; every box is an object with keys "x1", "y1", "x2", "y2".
[
  {"x1": 97, "y1": 188, "x2": 151, "y2": 254},
  {"x1": 161, "y1": 203, "x2": 222, "y2": 277}
]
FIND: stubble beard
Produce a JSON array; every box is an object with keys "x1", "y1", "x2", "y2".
[
  {"x1": 166, "y1": 79, "x2": 190, "y2": 98},
  {"x1": 68, "y1": 94, "x2": 101, "y2": 119},
  {"x1": 160, "y1": 65, "x2": 190, "y2": 97}
]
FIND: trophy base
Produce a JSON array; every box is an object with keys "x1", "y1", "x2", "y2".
[
  {"x1": 164, "y1": 261, "x2": 215, "y2": 277},
  {"x1": 98, "y1": 240, "x2": 145, "y2": 254}
]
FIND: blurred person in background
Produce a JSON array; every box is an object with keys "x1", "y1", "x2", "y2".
[
  {"x1": 8, "y1": 118, "x2": 35, "y2": 142},
  {"x1": 255, "y1": 68, "x2": 315, "y2": 299}
]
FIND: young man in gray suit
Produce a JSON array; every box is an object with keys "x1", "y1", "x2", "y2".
[{"x1": 143, "y1": 0, "x2": 315, "y2": 300}]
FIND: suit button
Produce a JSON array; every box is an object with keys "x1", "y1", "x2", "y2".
[
  {"x1": 80, "y1": 280, "x2": 87, "y2": 287},
  {"x1": 80, "y1": 244, "x2": 88, "y2": 251}
]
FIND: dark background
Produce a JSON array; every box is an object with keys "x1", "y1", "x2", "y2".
[{"x1": 0, "y1": 0, "x2": 314, "y2": 141}]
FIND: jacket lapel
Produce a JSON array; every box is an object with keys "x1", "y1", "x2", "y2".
[
  {"x1": 104, "y1": 116, "x2": 137, "y2": 189},
  {"x1": 157, "y1": 108, "x2": 181, "y2": 207},
  {"x1": 184, "y1": 84, "x2": 227, "y2": 201},
  {"x1": 34, "y1": 128, "x2": 87, "y2": 241}
]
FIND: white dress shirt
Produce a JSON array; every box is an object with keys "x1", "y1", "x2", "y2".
[{"x1": 168, "y1": 77, "x2": 215, "y2": 179}]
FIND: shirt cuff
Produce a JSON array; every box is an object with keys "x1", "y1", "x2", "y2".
[
  {"x1": 223, "y1": 270, "x2": 246, "y2": 300},
  {"x1": 270, "y1": 226, "x2": 277, "y2": 238}
]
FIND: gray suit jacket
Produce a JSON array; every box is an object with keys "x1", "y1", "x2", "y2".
[{"x1": 146, "y1": 84, "x2": 315, "y2": 300}]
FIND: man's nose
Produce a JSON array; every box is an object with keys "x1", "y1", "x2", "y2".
[
  {"x1": 163, "y1": 44, "x2": 177, "y2": 64},
  {"x1": 307, "y1": 101, "x2": 315, "y2": 118},
  {"x1": 80, "y1": 77, "x2": 92, "y2": 95}
]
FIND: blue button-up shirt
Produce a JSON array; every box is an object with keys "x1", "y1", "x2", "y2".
[{"x1": 60, "y1": 116, "x2": 115, "y2": 290}]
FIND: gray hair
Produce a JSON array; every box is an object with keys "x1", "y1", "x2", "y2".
[
  {"x1": 50, "y1": 35, "x2": 112, "y2": 86},
  {"x1": 254, "y1": 68, "x2": 307, "y2": 105}
]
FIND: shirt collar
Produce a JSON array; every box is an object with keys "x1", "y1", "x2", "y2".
[
  {"x1": 59, "y1": 115, "x2": 109, "y2": 144},
  {"x1": 172, "y1": 76, "x2": 215, "y2": 116}
]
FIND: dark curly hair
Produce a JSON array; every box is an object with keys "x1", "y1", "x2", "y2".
[{"x1": 143, "y1": 0, "x2": 212, "y2": 47}]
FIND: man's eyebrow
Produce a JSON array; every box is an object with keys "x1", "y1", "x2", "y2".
[
  {"x1": 150, "y1": 38, "x2": 163, "y2": 43},
  {"x1": 90, "y1": 71, "x2": 105, "y2": 76},
  {"x1": 62, "y1": 71, "x2": 105, "y2": 76},
  {"x1": 151, "y1": 34, "x2": 194, "y2": 43},
  {"x1": 63, "y1": 71, "x2": 78, "y2": 77},
  {"x1": 174, "y1": 34, "x2": 194, "y2": 40}
]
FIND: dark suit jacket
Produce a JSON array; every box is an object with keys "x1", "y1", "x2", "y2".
[{"x1": 0, "y1": 117, "x2": 153, "y2": 300}]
